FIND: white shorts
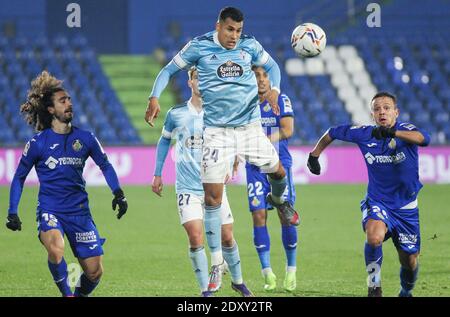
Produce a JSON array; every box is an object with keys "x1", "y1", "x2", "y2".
[
  {"x1": 176, "y1": 189, "x2": 234, "y2": 225},
  {"x1": 201, "y1": 121, "x2": 280, "y2": 183}
]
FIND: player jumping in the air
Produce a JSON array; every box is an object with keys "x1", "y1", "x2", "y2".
[
  {"x1": 145, "y1": 7, "x2": 299, "y2": 294},
  {"x1": 152, "y1": 67, "x2": 250, "y2": 297}
]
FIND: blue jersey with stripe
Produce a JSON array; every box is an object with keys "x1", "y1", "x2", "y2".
[
  {"x1": 258, "y1": 93, "x2": 294, "y2": 168},
  {"x1": 162, "y1": 101, "x2": 204, "y2": 195},
  {"x1": 328, "y1": 122, "x2": 430, "y2": 209},
  {"x1": 172, "y1": 31, "x2": 274, "y2": 127},
  {"x1": 9, "y1": 127, "x2": 120, "y2": 216}
]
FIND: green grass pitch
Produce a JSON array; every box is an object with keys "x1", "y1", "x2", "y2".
[{"x1": 0, "y1": 184, "x2": 449, "y2": 297}]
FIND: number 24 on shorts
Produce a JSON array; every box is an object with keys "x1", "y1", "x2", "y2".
[{"x1": 203, "y1": 147, "x2": 219, "y2": 163}]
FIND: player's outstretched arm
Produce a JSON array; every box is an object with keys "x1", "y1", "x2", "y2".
[
  {"x1": 395, "y1": 130, "x2": 430, "y2": 146},
  {"x1": 372, "y1": 126, "x2": 430, "y2": 146},
  {"x1": 146, "y1": 62, "x2": 182, "y2": 127},
  {"x1": 146, "y1": 97, "x2": 161, "y2": 127},
  {"x1": 308, "y1": 130, "x2": 334, "y2": 175},
  {"x1": 152, "y1": 176, "x2": 164, "y2": 197},
  {"x1": 153, "y1": 136, "x2": 171, "y2": 196},
  {"x1": 88, "y1": 133, "x2": 128, "y2": 219},
  {"x1": 7, "y1": 141, "x2": 37, "y2": 231}
]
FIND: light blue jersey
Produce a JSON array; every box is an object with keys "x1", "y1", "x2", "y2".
[
  {"x1": 156, "y1": 100, "x2": 204, "y2": 195},
  {"x1": 151, "y1": 31, "x2": 281, "y2": 128}
]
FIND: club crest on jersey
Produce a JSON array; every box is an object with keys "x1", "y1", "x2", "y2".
[
  {"x1": 263, "y1": 103, "x2": 271, "y2": 112},
  {"x1": 185, "y1": 134, "x2": 203, "y2": 149},
  {"x1": 217, "y1": 60, "x2": 243, "y2": 80},
  {"x1": 72, "y1": 139, "x2": 83, "y2": 152},
  {"x1": 388, "y1": 138, "x2": 396, "y2": 149},
  {"x1": 251, "y1": 197, "x2": 261, "y2": 207}
]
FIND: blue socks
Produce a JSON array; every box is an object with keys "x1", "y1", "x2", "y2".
[
  {"x1": 268, "y1": 176, "x2": 287, "y2": 204},
  {"x1": 253, "y1": 225, "x2": 298, "y2": 270},
  {"x1": 189, "y1": 246, "x2": 209, "y2": 292},
  {"x1": 400, "y1": 264, "x2": 419, "y2": 296},
  {"x1": 223, "y1": 242, "x2": 243, "y2": 285},
  {"x1": 48, "y1": 258, "x2": 72, "y2": 297},
  {"x1": 282, "y1": 225, "x2": 297, "y2": 267},
  {"x1": 253, "y1": 226, "x2": 271, "y2": 269},
  {"x1": 74, "y1": 273, "x2": 100, "y2": 297},
  {"x1": 364, "y1": 242, "x2": 383, "y2": 287},
  {"x1": 204, "y1": 205, "x2": 222, "y2": 265}
]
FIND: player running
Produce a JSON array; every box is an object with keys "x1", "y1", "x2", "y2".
[
  {"x1": 6, "y1": 71, "x2": 128, "y2": 297},
  {"x1": 307, "y1": 92, "x2": 430, "y2": 297},
  {"x1": 152, "y1": 67, "x2": 252, "y2": 297},
  {"x1": 244, "y1": 66, "x2": 298, "y2": 292},
  {"x1": 145, "y1": 7, "x2": 299, "y2": 293}
]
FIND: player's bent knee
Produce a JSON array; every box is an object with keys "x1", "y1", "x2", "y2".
[
  {"x1": 252, "y1": 211, "x2": 266, "y2": 226},
  {"x1": 400, "y1": 252, "x2": 419, "y2": 270},
  {"x1": 85, "y1": 266, "x2": 103, "y2": 282},
  {"x1": 269, "y1": 164, "x2": 285, "y2": 180},
  {"x1": 188, "y1": 232, "x2": 203, "y2": 247},
  {"x1": 47, "y1": 245, "x2": 64, "y2": 263},
  {"x1": 367, "y1": 234, "x2": 384, "y2": 247},
  {"x1": 221, "y1": 234, "x2": 234, "y2": 248}
]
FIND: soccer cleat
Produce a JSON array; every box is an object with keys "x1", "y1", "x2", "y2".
[
  {"x1": 266, "y1": 193, "x2": 300, "y2": 226},
  {"x1": 283, "y1": 271, "x2": 296, "y2": 292},
  {"x1": 221, "y1": 260, "x2": 229, "y2": 276},
  {"x1": 201, "y1": 290, "x2": 214, "y2": 297},
  {"x1": 208, "y1": 261, "x2": 226, "y2": 292},
  {"x1": 263, "y1": 271, "x2": 277, "y2": 292},
  {"x1": 398, "y1": 288, "x2": 413, "y2": 297},
  {"x1": 231, "y1": 282, "x2": 254, "y2": 297},
  {"x1": 368, "y1": 286, "x2": 382, "y2": 297}
]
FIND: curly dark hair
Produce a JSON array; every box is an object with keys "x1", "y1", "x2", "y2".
[{"x1": 20, "y1": 71, "x2": 65, "y2": 131}]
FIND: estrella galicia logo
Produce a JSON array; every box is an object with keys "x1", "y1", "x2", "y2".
[
  {"x1": 45, "y1": 156, "x2": 59, "y2": 169},
  {"x1": 217, "y1": 60, "x2": 243, "y2": 80}
]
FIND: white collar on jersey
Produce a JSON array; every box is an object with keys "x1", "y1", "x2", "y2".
[
  {"x1": 187, "y1": 99, "x2": 203, "y2": 116},
  {"x1": 213, "y1": 31, "x2": 239, "y2": 50}
]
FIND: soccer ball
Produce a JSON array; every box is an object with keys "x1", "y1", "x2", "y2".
[{"x1": 291, "y1": 23, "x2": 326, "y2": 57}]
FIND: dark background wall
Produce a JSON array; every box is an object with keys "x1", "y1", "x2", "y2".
[{"x1": 0, "y1": 0, "x2": 305, "y2": 54}]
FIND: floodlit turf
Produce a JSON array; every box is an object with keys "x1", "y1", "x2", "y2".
[{"x1": 0, "y1": 184, "x2": 449, "y2": 297}]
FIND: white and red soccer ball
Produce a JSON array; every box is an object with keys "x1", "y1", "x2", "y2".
[{"x1": 291, "y1": 23, "x2": 327, "y2": 58}]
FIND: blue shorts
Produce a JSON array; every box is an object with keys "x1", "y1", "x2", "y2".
[
  {"x1": 360, "y1": 198, "x2": 420, "y2": 254},
  {"x1": 36, "y1": 210, "x2": 105, "y2": 259},
  {"x1": 245, "y1": 164, "x2": 296, "y2": 212}
]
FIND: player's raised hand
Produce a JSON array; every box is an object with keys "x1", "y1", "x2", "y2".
[
  {"x1": 6, "y1": 214, "x2": 22, "y2": 231},
  {"x1": 265, "y1": 89, "x2": 280, "y2": 115},
  {"x1": 112, "y1": 188, "x2": 128, "y2": 219},
  {"x1": 145, "y1": 97, "x2": 161, "y2": 127},
  {"x1": 371, "y1": 126, "x2": 396, "y2": 140},
  {"x1": 152, "y1": 176, "x2": 164, "y2": 197},
  {"x1": 307, "y1": 153, "x2": 321, "y2": 175}
]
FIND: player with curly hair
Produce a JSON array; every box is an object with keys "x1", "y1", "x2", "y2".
[{"x1": 6, "y1": 71, "x2": 128, "y2": 297}]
